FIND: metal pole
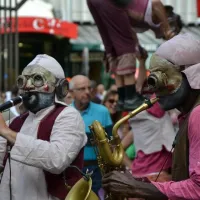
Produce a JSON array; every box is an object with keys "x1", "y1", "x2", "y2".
[
  {"x1": 9, "y1": 0, "x2": 13, "y2": 88},
  {"x1": 0, "y1": 1, "x2": 2, "y2": 91},
  {"x1": 66, "y1": 0, "x2": 72, "y2": 22},
  {"x1": 14, "y1": 0, "x2": 19, "y2": 81},
  {"x1": 16, "y1": 0, "x2": 27, "y2": 10},
  {"x1": 4, "y1": 0, "x2": 8, "y2": 91}
]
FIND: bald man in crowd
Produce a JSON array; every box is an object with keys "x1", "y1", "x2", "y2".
[{"x1": 69, "y1": 75, "x2": 113, "y2": 198}]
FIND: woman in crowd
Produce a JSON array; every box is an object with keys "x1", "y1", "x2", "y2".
[{"x1": 102, "y1": 90, "x2": 122, "y2": 125}]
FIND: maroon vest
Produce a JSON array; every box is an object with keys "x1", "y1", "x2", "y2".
[{"x1": 5, "y1": 104, "x2": 84, "y2": 200}]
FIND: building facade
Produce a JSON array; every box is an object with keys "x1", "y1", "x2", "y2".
[
  {"x1": 0, "y1": 0, "x2": 78, "y2": 91},
  {"x1": 43, "y1": 0, "x2": 199, "y2": 24}
]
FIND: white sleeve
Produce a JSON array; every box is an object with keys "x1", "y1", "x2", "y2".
[
  {"x1": 0, "y1": 117, "x2": 17, "y2": 167},
  {"x1": 10, "y1": 107, "x2": 87, "y2": 174}
]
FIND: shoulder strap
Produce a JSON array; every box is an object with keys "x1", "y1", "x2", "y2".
[
  {"x1": 9, "y1": 112, "x2": 29, "y2": 132},
  {"x1": 37, "y1": 104, "x2": 66, "y2": 141}
]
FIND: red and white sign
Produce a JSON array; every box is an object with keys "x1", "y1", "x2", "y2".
[
  {"x1": 0, "y1": 17, "x2": 78, "y2": 39},
  {"x1": 197, "y1": 0, "x2": 200, "y2": 17}
]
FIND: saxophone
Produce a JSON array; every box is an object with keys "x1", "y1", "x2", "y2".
[
  {"x1": 88, "y1": 97, "x2": 159, "y2": 200},
  {"x1": 65, "y1": 97, "x2": 158, "y2": 200}
]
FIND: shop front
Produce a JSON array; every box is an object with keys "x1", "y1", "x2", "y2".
[{"x1": 0, "y1": 16, "x2": 77, "y2": 90}]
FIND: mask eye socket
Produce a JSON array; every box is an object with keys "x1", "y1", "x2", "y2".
[
  {"x1": 17, "y1": 75, "x2": 27, "y2": 89},
  {"x1": 33, "y1": 74, "x2": 44, "y2": 87}
]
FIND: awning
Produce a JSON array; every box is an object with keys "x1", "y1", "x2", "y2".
[
  {"x1": 70, "y1": 25, "x2": 103, "y2": 51},
  {"x1": 70, "y1": 25, "x2": 164, "y2": 51},
  {"x1": 70, "y1": 25, "x2": 163, "y2": 51},
  {"x1": 1, "y1": 17, "x2": 78, "y2": 39},
  {"x1": 181, "y1": 26, "x2": 200, "y2": 38},
  {"x1": 70, "y1": 25, "x2": 200, "y2": 51},
  {"x1": 137, "y1": 31, "x2": 163, "y2": 51}
]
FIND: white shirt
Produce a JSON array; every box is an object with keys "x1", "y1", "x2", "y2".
[
  {"x1": 129, "y1": 111, "x2": 175, "y2": 154},
  {"x1": 0, "y1": 105, "x2": 87, "y2": 200}
]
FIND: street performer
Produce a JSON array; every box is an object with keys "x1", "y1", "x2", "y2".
[
  {"x1": 87, "y1": 0, "x2": 182, "y2": 111},
  {"x1": 102, "y1": 33, "x2": 200, "y2": 199},
  {"x1": 0, "y1": 54, "x2": 87, "y2": 200}
]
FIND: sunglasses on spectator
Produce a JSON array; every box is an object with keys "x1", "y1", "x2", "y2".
[{"x1": 108, "y1": 99, "x2": 117, "y2": 104}]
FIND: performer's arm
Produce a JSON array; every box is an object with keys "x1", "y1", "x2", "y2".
[
  {"x1": 122, "y1": 131, "x2": 133, "y2": 169},
  {"x1": 0, "y1": 129, "x2": 17, "y2": 144},
  {"x1": 0, "y1": 114, "x2": 17, "y2": 145},
  {"x1": 132, "y1": 181, "x2": 168, "y2": 200},
  {"x1": 0, "y1": 115, "x2": 16, "y2": 171},
  {"x1": 102, "y1": 170, "x2": 168, "y2": 199},
  {"x1": 0, "y1": 108, "x2": 87, "y2": 174},
  {"x1": 121, "y1": 131, "x2": 133, "y2": 149}
]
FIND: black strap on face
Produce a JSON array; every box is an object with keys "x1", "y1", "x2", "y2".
[{"x1": 112, "y1": 0, "x2": 132, "y2": 7}]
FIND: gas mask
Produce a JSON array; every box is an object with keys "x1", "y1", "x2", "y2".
[
  {"x1": 17, "y1": 65, "x2": 57, "y2": 113},
  {"x1": 147, "y1": 54, "x2": 190, "y2": 110}
]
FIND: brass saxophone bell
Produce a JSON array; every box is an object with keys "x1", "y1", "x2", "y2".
[{"x1": 65, "y1": 177, "x2": 99, "y2": 200}]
